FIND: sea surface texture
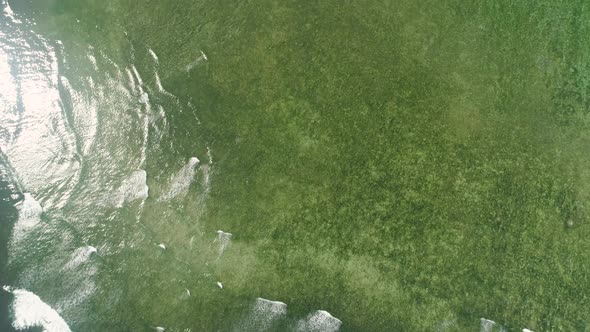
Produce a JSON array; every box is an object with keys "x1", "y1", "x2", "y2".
[{"x1": 1, "y1": 0, "x2": 590, "y2": 331}]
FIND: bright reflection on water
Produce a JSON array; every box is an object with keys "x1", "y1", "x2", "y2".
[
  {"x1": 1, "y1": 3, "x2": 338, "y2": 331},
  {"x1": 0, "y1": 3, "x2": 177, "y2": 330}
]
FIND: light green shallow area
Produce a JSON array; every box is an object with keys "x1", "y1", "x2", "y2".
[{"x1": 2, "y1": 0, "x2": 590, "y2": 331}]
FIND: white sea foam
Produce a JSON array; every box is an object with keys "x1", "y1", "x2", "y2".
[
  {"x1": 241, "y1": 298, "x2": 287, "y2": 331},
  {"x1": 12, "y1": 193, "x2": 43, "y2": 240},
  {"x1": 2, "y1": 0, "x2": 14, "y2": 15},
  {"x1": 2, "y1": 286, "x2": 72, "y2": 332},
  {"x1": 87, "y1": 53, "x2": 98, "y2": 70},
  {"x1": 139, "y1": 91, "x2": 149, "y2": 104},
  {"x1": 125, "y1": 67, "x2": 136, "y2": 91},
  {"x1": 206, "y1": 146, "x2": 213, "y2": 164},
  {"x1": 135, "y1": 84, "x2": 151, "y2": 169},
  {"x1": 215, "y1": 230, "x2": 232, "y2": 257},
  {"x1": 64, "y1": 245, "x2": 97, "y2": 270},
  {"x1": 201, "y1": 164, "x2": 211, "y2": 193},
  {"x1": 159, "y1": 157, "x2": 199, "y2": 201},
  {"x1": 114, "y1": 169, "x2": 149, "y2": 208},
  {"x1": 480, "y1": 318, "x2": 506, "y2": 332},
  {"x1": 148, "y1": 48, "x2": 159, "y2": 63},
  {"x1": 480, "y1": 318, "x2": 494, "y2": 332},
  {"x1": 131, "y1": 65, "x2": 143, "y2": 86},
  {"x1": 296, "y1": 310, "x2": 342, "y2": 332},
  {"x1": 3, "y1": 0, "x2": 21, "y2": 23},
  {"x1": 18, "y1": 193, "x2": 42, "y2": 218},
  {"x1": 185, "y1": 51, "x2": 208, "y2": 72},
  {"x1": 152, "y1": 71, "x2": 177, "y2": 103},
  {"x1": 154, "y1": 72, "x2": 164, "y2": 92}
]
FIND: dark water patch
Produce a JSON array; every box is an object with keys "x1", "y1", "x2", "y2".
[{"x1": 0, "y1": 157, "x2": 22, "y2": 332}]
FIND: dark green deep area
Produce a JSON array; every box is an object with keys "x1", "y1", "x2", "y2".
[{"x1": 14, "y1": 0, "x2": 590, "y2": 330}]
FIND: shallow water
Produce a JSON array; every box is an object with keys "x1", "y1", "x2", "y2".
[{"x1": 2, "y1": 0, "x2": 590, "y2": 331}]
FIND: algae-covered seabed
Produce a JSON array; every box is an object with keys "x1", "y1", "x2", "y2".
[{"x1": 6, "y1": 0, "x2": 590, "y2": 331}]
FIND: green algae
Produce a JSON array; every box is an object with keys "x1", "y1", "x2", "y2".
[{"x1": 9, "y1": 0, "x2": 590, "y2": 330}]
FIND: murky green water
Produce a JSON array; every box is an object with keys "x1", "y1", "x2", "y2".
[{"x1": 2, "y1": 1, "x2": 590, "y2": 331}]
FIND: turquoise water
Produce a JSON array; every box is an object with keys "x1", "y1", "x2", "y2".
[{"x1": 2, "y1": 1, "x2": 590, "y2": 331}]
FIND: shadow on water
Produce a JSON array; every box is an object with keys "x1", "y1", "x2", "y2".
[{"x1": 0, "y1": 154, "x2": 22, "y2": 332}]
